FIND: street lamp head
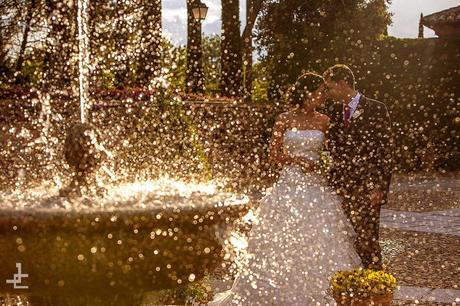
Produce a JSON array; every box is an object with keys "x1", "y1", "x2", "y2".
[{"x1": 192, "y1": 1, "x2": 208, "y2": 21}]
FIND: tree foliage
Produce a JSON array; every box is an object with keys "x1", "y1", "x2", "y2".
[
  {"x1": 0, "y1": 0, "x2": 163, "y2": 89},
  {"x1": 221, "y1": 0, "x2": 242, "y2": 96},
  {"x1": 202, "y1": 35, "x2": 221, "y2": 94},
  {"x1": 88, "y1": 0, "x2": 162, "y2": 89},
  {"x1": 255, "y1": 0, "x2": 392, "y2": 100},
  {"x1": 0, "y1": 0, "x2": 47, "y2": 85},
  {"x1": 164, "y1": 35, "x2": 221, "y2": 96}
]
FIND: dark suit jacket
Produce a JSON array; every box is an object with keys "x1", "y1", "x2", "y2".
[{"x1": 328, "y1": 95, "x2": 393, "y2": 200}]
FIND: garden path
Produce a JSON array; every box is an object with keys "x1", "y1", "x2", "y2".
[{"x1": 384, "y1": 172, "x2": 459, "y2": 305}]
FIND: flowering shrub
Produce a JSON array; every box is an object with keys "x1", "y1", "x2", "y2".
[
  {"x1": 152, "y1": 277, "x2": 214, "y2": 305},
  {"x1": 0, "y1": 87, "x2": 159, "y2": 101},
  {"x1": 121, "y1": 91, "x2": 211, "y2": 181},
  {"x1": 0, "y1": 87, "x2": 241, "y2": 103},
  {"x1": 0, "y1": 87, "x2": 37, "y2": 99},
  {"x1": 318, "y1": 150, "x2": 331, "y2": 176},
  {"x1": 89, "y1": 87, "x2": 158, "y2": 101},
  {"x1": 179, "y1": 278, "x2": 214, "y2": 305},
  {"x1": 179, "y1": 92, "x2": 240, "y2": 102},
  {"x1": 331, "y1": 268, "x2": 397, "y2": 298}
]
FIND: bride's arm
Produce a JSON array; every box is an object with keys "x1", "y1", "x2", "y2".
[
  {"x1": 268, "y1": 115, "x2": 288, "y2": 168},
  {"x1": 322, "y1": 116, "x2": 331, "y2": 150}
]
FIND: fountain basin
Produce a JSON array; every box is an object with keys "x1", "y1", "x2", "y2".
[{"x1": 0, "y1": 181, "x2": 251, "y2": 302}]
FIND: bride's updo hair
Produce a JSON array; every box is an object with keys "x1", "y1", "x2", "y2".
[{"x1": 286, "y1": 72, "x2": 324, "y2": 108}]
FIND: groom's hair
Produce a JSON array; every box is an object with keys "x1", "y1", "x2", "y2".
[
  {"x1": 323, "y1": 64, "x2": 355, "y2": 89},
  {"x1": 286, "y1": 72, "x2": 324, "y2": 107}
]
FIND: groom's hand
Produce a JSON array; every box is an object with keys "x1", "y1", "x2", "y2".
[{"x1": 369, "y1": 189, "x2": 384, "y2": 205}]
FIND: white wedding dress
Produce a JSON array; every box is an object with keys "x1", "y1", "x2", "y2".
[{"x1": 230, "y1": 130, "x2": 361, "y2": 305}]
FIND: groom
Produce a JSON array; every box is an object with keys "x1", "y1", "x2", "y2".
[{"x1": 323, "y1": 64, "x2": 393, "y2": 270}]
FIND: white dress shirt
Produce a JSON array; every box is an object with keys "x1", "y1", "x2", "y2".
[{"x1": 346, "y1": 92, "x2": 361, "y2": 121}]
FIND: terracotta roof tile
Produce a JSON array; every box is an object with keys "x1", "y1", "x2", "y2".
[{"x1": 422, "y1": 5, "x2": 460, "y2": 26}]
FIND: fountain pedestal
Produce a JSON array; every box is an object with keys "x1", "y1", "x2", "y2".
[{"x1": 59, "y1": 123, "x2": 110, "y2": 197}]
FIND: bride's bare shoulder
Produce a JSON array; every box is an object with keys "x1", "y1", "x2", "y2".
[
  {"x1": 275, "y1": 110, "x2": 294, "y2": 123},
  {"x1": 315, "y1": 112, "x2": 330, "y2": 121},
  {"x1": 314, "y1": 112, "x2": 330, "y2": 131}
]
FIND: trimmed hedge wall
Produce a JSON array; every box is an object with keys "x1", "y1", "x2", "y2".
[
  {"x1": 345, "y1": 38, "x2": 459, "y2": 171},
  {"x1": 267, "y1": 37, "x2": 460, "y2": 171}
]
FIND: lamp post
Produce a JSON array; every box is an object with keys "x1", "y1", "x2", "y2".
[
  {"x1": 192, "y1": 1, "x2": 209, "y2": 20},
  {"x1": 186, "y1": 0, "x2": 208, "y2": 94}
]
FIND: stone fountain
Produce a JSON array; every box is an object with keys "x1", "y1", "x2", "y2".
[
  {"x1": 0, "y1": 0, "x2": 251, "y2": 304},
  {"x1": 58, "y1": 122, "x2": 110, "y2": 197},
  {"x1": 0, "y1": 180, "x2": 250, "y2": 304}
]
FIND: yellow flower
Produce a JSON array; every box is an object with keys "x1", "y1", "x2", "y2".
[{"x1": 331, "y1": 269, "x2": 397, "y2": 297}]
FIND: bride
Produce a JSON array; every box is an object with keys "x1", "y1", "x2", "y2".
[{"x1": 230, "y1": 73, "x2": 361, "y2": 305}]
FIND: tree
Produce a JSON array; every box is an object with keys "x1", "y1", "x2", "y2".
[
  {"x1": 0, "y1": 0, "x2": 163, "y2": 89},
  {"x1": 41, "y1": 0, "x2": 78, "y2": 89},
  {"x1": 241, "y1": 0, "x2": 265, "y2": 100},
  {"x1": 0, "y1": 0, "x2": 19, "y2": 82},
  {"x1": 14, "y1": 0, "x2": 37, "y2": 83},
  {"x1": 87, "y1": 0, "x2": 162, "y2": 89},
  {"x1": 202, "y1": 35, "x2": 221, "y2": 94},
  {"x1": 186, "y1": 0, "x2": 204, "y2": 93},
  {"x1": 135, "y1": 0, "x2": 162, "y2": 87},
  {"x1": 221, "y1": 0, "x2": 242, "y2": 97},
  {"x1": 1, "y1": 0, "x2": 45, "y2": 85},
  {"x1": 165, "y1": 35, "x2": 221, "y2": 96},
  {"x1": 163, "y1": 41, "x2": 186, "y2": 93},
  {"x1": 255, "y1": 0, "x2": 392, "y2": 100}
]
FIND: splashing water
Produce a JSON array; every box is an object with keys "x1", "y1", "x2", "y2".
[
  {"x1": 0, "y1": 177, "x2": 248, "y2": 212},
  {"x1": 32, "y1": 91, "x2": 61, "y2": 184},
  {"x1": 77, "y1": 0, "x2": 90, "y2": 123}
]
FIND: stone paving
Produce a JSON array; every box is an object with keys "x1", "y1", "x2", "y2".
[
  {"x1": 395, "y1": 285, "x2": 460, "y2": 305},
  {"x1": 381, "y1": 208, "x2": 460, "y2": 236},
  {"x1": 382, "y1": 174, "x2": 460, "y2": 305},
  {"x1": 391, "y1": 179, "x2": 460, "y2": 192}
]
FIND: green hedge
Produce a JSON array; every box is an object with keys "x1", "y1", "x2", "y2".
[
  {"x1": 120, "y1": 98, "x2": 211, "y2": 181},
  {"x1": 351, "y1": 38, "x2": 459, "y2": 171},
  {"x1": 267, "y1": 37, "x2": 460, "y2": 171}
]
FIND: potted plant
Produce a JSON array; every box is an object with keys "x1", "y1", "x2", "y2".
[
  {"x1": 180, "y1": 279, "x2": 215, "y2": 305},
  {"x1": 145, "y1": 277, "x2": 214, "y2": 305},
  {"x1": 331, "y1": 268, "x2": 397, "y2": 306}
]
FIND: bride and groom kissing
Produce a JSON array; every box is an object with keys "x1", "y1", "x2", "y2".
[{"x1": 230, "y1": 64, "x2": 393, "y2": 305}]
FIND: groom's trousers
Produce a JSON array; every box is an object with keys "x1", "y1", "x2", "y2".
[{"x1": 342, "y1": 195, "x2": 383, "y2": 270}]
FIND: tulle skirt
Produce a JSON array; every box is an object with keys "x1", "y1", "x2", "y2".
[{"x1": 230, "y1": 166, "x2": 362, "y2": 305}]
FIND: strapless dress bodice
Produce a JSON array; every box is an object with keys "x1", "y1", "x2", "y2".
[{"x1": 283, "y1": 129, "x2": 325, "y2": 161}]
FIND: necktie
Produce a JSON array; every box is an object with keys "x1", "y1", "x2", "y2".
[{"x1": 343, "y1": 105, "x2": 351, "y2": 128}]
